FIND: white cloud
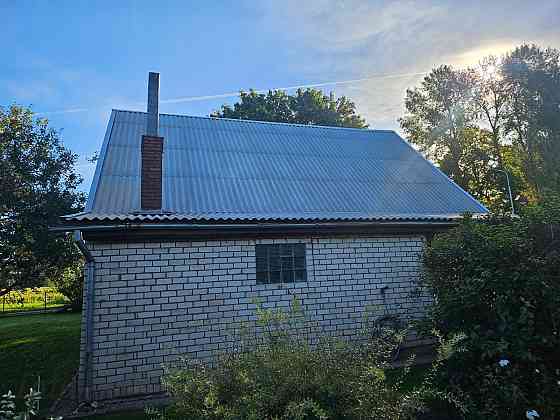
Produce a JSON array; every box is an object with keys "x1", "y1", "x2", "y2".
[
  {"x1": 252, "y1": 0, "x2": 560, "y2": 130},
  {"x1": 265, "y1": 0, "x2": 445, "y2": 51}
]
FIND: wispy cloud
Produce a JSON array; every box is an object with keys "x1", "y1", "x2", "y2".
[
  {"x1": 34, "y1": 70, "x2": 430, "y2": 115},
  {"x1": 252, "y1": 0, "x2": 560, "y2": 129},
  {"x1": 35, "y1": 107, "x2": 90, "y2": 116}
]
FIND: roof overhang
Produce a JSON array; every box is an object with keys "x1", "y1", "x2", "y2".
[{"x1": 51, "y1": 219, "x2": 462, "y2": 242}]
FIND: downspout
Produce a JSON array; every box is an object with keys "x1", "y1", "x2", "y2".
[{"x1": 73, "y1": 230, "x2": 95, "y2": 402}]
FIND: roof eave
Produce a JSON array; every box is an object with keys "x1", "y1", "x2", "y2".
[{"x1": 52, "y1": 219, "x2": 462, "y2": 242}]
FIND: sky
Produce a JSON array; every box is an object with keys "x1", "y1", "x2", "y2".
[{"x1": 2, "y1": 0, "x2": 559, "y2": 192}]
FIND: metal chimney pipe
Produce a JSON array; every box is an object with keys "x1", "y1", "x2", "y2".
[
  {"x1": 141, "y1": 72, "x2": 164, "y2": 210},
  {"x1": 146, "y1": 72, "x2": 159, "y2": 136}
]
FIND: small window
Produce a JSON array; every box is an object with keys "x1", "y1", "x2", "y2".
[{"x1": 256, "y1": 243, "x2": 306, "y2": 284}]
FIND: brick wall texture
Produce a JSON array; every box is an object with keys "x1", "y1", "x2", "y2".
[
  {"x1": 78, "y1": 235, "x2": 430, "y2": 401},
  {"x1": 140, "y1": 135, "x2": 163, "y2": 210}
]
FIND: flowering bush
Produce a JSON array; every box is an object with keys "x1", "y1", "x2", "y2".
[{"x1": 422, "y1": 197, "x2": 560, "y2": 419}]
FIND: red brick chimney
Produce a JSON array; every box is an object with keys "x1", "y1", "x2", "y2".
[{"x1": 141, "y1": 72, "x2": 164, "y2": 210}]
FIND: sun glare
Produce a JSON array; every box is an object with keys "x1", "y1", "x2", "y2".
[
  {"x1": 481, "y1": 63, "x2": 498, "y2": 80},
  {"x1": 452, "y1": 41, "x2": 518, "y2": 67}
]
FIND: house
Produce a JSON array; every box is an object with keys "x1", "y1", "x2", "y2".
[{"x1": 61, "y1": 73, "x2": 487, "y2": 401}]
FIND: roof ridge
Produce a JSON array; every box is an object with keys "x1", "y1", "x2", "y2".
[{"x1": 112, "y1": 109, "x2": 397, "y2": 134}]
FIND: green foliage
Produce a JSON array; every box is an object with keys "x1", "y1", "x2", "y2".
[
  {"x1": 0, "y1": 377, "x2": 61, "y2": 420},
  {"x1": 502, "y1": 45, "x2": 560, "y2": 197},
  {"x1": 0, "y1": 105, "x2": 85, "y2": 295},
  {"x1": 149, "y1": 297, "x2": 430, "y2": 420},
  {"x1": 399, "y1": 66, "x2": 484, "y2": 190},
  {"x1": 400, "y1": 43, "x2": 560, "y2": 210},
  {"x1": 421, "y1": 203, "x2": 560, "y2": 418},
  {"x1": 51, "y1": 262, "x2": 83, "y2": 310},
  {"x1": 211, "y1": 88, "x2": 367, "y2": 128},
  {"x1": 1, "y1": 287, "x2": 67, "y2": 313}
]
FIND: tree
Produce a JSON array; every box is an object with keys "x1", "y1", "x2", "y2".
[
  {"x1": 399, "y1": 66, "x2": 500, "y2": 201},
  {"x1": 501, "y1": 44, "x2": 560, "y2": 199},
  {"x1": 399, "y1": 45, "x2": 560, "y2": 212},
  {"x1": 0, "y1": 105, "x2": 85, "y2": 296},
  {"x1": 472, "y1": 55, "x2": 509, "y2": 168},
  {"x1": 211, "y1": 88, "x2": 368, "y2": 128}
]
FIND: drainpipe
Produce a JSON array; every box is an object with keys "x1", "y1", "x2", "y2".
[{"x1": 73, "y1": 230, "x2": 95, "y2": 402}]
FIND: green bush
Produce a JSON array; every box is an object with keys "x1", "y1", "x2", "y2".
[
  {"x1": 52, "y1": 262, "x2": 83, "y2": 311},
  {"x1": 1, "y1": 288, "x2": 67, "y2": 313},
  {"x1": 421, "y1": 197, "x2": 560, "y2": 419},
  {"x1": 150, "y1": 297, "x2": 429, "y2": 420}
]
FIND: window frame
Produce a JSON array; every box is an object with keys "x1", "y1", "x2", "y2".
[{"x1": 255, "y1": 243, "x2": 307, "y2": 285}]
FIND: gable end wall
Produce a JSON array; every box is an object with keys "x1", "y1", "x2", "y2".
[{"x1": 78, "y1": 235, "x2": 430, "y2": 401}]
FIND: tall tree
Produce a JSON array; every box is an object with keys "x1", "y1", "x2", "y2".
[
  {"x1": 212, "y1": 88, "x2": 368, "y2": 128},
  {"x1": 0, "y1": 105, "x2": 85, "y2": 296},
  {"x1": 472, "y1": 55, "x2": 509, "y2": 168},
  {"x1": 399, "y1": 46, "x2": 560, "y2": 212},
  {"x1": 399, "y1": 66, "x2": 494, "y2": 194},
  {"x1": 471, "y1": 56, "x2": 528, "y2": 210},
  {"x1": 501, "y1": 44, "x2": 560, "y2": 199}
]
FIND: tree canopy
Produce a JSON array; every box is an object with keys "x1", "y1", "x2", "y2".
[
  {"x1": 501, "y1": 45, "x2": 560, "y2": 198},
  {"x1": 211, "y1": 88, "x2": 368, "y2": 128},
  {"x1": 0, "y1": 105, "x2": 85, "y2": 295},
  {"x1": 400, "y1": 44, "x2": 560, "y2": 212}
]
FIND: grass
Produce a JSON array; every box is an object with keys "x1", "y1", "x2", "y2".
[
  {"x1": 0, "y1": 312, "x2": 149, "y2": 419},
  {"x1": 0, "y1": 312, "x2": 81, "y2": 407}
]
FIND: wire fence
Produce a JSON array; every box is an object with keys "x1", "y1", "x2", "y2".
[{"x1": 1, "y1": 287, "x2": 69, "y2": 313}]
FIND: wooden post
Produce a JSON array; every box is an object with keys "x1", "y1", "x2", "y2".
[{"x1": 44, "y1": 290, "x2": 47, "y2": 311}]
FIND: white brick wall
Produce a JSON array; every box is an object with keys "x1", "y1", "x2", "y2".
[{"x1": 78, "y1": 235, "x2": 429, "y2": 400}]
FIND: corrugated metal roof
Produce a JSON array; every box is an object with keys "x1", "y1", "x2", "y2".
[{"x1": 67, "y1": 110, "x2": 487, "y2": 223}]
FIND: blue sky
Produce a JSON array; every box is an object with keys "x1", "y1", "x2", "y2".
[{"x1": 2, "y1": 0, "x2": 559, "y2": 192}]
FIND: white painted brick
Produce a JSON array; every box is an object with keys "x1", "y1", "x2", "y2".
[{"x1": 80, "y1": 234, "x2": 430, "y2": 401}]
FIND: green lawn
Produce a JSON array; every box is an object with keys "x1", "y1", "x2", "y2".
[
  {"x1": 0, "y1": 312, "x2": 81, "y2": 407},
  {"x1": 0, "y1": 312, "x2": 148, "y2": 419}
]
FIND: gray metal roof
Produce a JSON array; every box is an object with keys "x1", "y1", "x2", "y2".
[{"x1": 66, "y1": 110, "x2": 487, "y2": 223}]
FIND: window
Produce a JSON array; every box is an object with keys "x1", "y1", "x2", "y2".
[{"x1": 256, "y1": 243, "x2": 307, "y2": 284}]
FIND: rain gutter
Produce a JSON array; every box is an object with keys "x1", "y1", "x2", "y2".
[{"x1": 53, "y1": 220, "x2": 459, "y2": 232}]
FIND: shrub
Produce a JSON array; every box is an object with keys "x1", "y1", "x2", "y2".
[
  {"x1": 1, "y1": 288, "x2": 67, "y2": 312},
  {"x1": 52, "y1": 262, "x2": 83, "y2": 311},
  {"x1": 421, "y1": 199, "x2": 560, "y2": 419},
  {"x1": 150, "y1": 297, "x2": 426, "y2": 420}
]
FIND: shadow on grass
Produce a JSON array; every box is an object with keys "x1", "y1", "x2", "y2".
[{"x1": 0, "y1": 312, "x2": 82, "y2": 408}]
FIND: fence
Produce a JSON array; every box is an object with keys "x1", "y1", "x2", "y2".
[{"x1": 1, "y1": 287, "x2": 68, "y2": 313}]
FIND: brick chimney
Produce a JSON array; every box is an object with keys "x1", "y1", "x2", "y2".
[{"x1": 141, "y1": 72, "x2": 164, "y2": 210}]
